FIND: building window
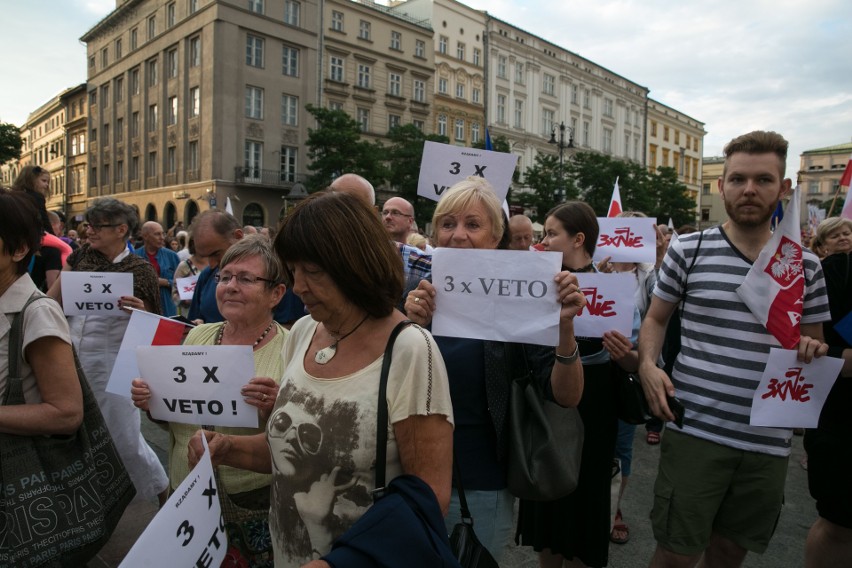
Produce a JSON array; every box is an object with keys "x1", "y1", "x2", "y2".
[
  {"x1": 281, "y1": 94, "x2": 298, "y2": 126},
  {"x1": 167, "y1": 146, "x2": 176, "y2": 173},
  {"x1": 583, "y1": 89, "x2": 590, "y2": 109},
  {"x1": 79, "y1": 133, "x2": 86, "y2": 153},
  {"x1": 148, "y1": 151, "x2": 157, "y2": 177},
  {"x1": 147, "y1": 15, "x2": 156, "y2": 40},
  {"x1": 190, "y1": 0, "x2": 198, "y2": 13},
  {"x1": 116, "y1": 118, "x2": 124, "y2": 144},
  {"x1": 496, "y1": 95, "x2": 506, "y2": 123},
  {"x1": 115, "y1": 77, "x2": 124, "y2": 102},
  {"x1": 245, "y1": 86, "x2": 264, "y2": 119},
  {"x1": 71, "y1": 136, "x2": 78, "y2": 156},
  {"x1": 497, "y1": 56, "x2": 507, "y2": 78},
  {"x1": 543, "y1": 74, "x2": 555, "y2": 96},
  {"x1": 167, "y1": 2, "x2": 176, "y2": 27},
  {"x1": 473, "y1": 47, "x2": 481, "y2": 66},
  {"x1": 329, "y1": 56, "x2": 344, "y2": 82},
  {"x1": 455, "y1": 83, "x2": 465, "y2": 99},
  {"x1": 115, "y1": 38, "x2": 123, "y2": 59},
  {"x1": 454, "y1": 119, "x2": 464, "y2": 141},
  {"x1": 89, "y1": 55, "x2": 95, "y2": 69},
  {"x1": 130, "y1": 156, "x2": 139, "y2": 180},
  {"x1": 542, "y1": 108, "x2": 554, "y2": 136},
  {"x1": 244, "y1": 140, "x2": 262, "y2": 179},
  {"x1": 389, "y1": 114, "x2": 401, "y2": 131},
  {"x1": 413, "y1": 119, "x2": 424, "y2": 131},
  {"x1": 248, "y1": 0, "x2": 263, "y2": 14},
  {"x1": 438, "y1": 35, "x2": 448, "y2": 54},
  {"x1": 457, "y1": 42, "x2": 465, "y2": 60},
  {"x1": 514, "y1": 62, "x2": 524, "y2": 84},
  {"x1": 603, "y1": 128, "x2": 613, "y2": 153},
  {"x1": 663, "y1": 126, "x2": 669, "y2": 141},
  {"x1": 701, "y1": 208, "x2": 710, "y2": 222},
  {"x1": 437, "y1": 114, "x2": 447, "y2": 136},
  {"x1": 131, "y1": 112, "x2": 139, "y2": 138},
  {"x1": 356, "y1": 108, "x2": 369, "y2": 131},
  {"x1": 246, "y1": 35, "x2": 264, "y2": 67},
  {"x1": 650, "y1": 121, "x2": 657, "y2": 136},
  {"x1": 571, "y1": 84, "x2": 578, "y2": 104},
  {"x1": 390, "y1": 31, "x2": 401, "y2": 51},
  {"x1": 514, "y1": 99, "x2": 523, "y2": 128},
  {"x1": 389, "y1": 73, "x2": 402, "y2": 97},
  {"x1": 675, "y1": 130, "x2": 680, "y2": 144},
  {"x1": 282, "y1": 45, "x2": 299, "y2": 76},
  {"x1": 148, "y1": 104, "x2": 158, "y2": 131},
  {"x1": 413, "y1": 79, "x2": 425, "y2": 102},
  {"x1": 438, "y1": 77, "x2": 447, "y2": 94},
  {"x1": 415, "y1": 39, "x2": 425, "y2": 58},
  {"x1": 471, "y1": 122, "x2": 480, "y2": 143},
  {"x1": 189, "y1": 86, "x2": 200, "y2": 117},
  {"x1": 280, "y1": 146, "x2": 297, "y2": 182},
  {"x1": 102, "y1": 164, "x2": 109, "y2": 186},
  {"x1": 189, "y1": 36, "x2": 201, "y2": 67},
  {"x1": 168, "y1": 48, "x2": 178, "y2": 78},
  {"x1": 358, "y1": 20, "x2": 371, "y2": 40},
  {"x1": 129, "y1": 68, "x2": 140, "y2": 95},
  {"x1": 148, "y1": 58, "x2": 158, "y2": 86},
  {"x1": 582, "y1": 121, "x2": 590, "y2": 146},
  {"x1": 328, "y1": 100, "x2": 343, "y2": 111},
  {"x1": 101, "y1": 84, "x2": 110, "y2": 107},
  {"x1": 187, "y1": 140, "x2": 198, "y2": 172},
  {"x1": 603, "y1": 98, "x2": 613, "y2": 118},
  {"x1": 357, "y1": 64, "x2": 371, "y2": 88},
  {"x1": 168, "y1": 96, "x2": 178, "y2": 125},
  {"x1": 130, "y1": 28, "x2": 138, "y2": 50},
  {"x1": 470, "y1": 87, "x2": 481, "y2": 104},
  {"x1": 331, "y1": 10, "x2": 343, "y2": 31},
  {"x1": 284, "y1": 0, "x2": 300, "y2": 26},
  {"x1": 103, "y1": 123, "x2": 110, "y2": 146}
]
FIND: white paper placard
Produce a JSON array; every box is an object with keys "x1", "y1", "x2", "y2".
[
  {"x1": 416, "y1": 141, "x2": 517, "y2": 203},
  {"x1": 176, "y1": 274, "x2": 200, "y2": 301},
  {"x1": 593, "y1": 217, "x2": 658, "y2": 263},
  {"x1": 137, "y1": 345, "x2": 258, "y2": 428},
  {"x1": 749, "y1": 348, "x2": 843, "y2": 428},
  {"x1": 431, "y1": 248, "x2": 562, "y2": 346},
  {"x1": 120, "y1": 435, "x2": 226, "y2": 568},
  {"x1": 61, "y1": 271, "x2": 133, "y2": 316},
  {"x1": 573, "y1": 273, "x2": 637, "y2": 338}
]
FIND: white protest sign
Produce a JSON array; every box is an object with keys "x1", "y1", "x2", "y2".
[
  {"x1": 573, "y1": 273, "x2": 636, "y2": 339},
  {"x1": 176, "y1": 274, "x2": 200, "y2": 301},
  {"x1": 431, "y1": 248, "x2": 562, "y2": 346},
  {"x1": 593, "y1": 217, "x2": 657, "y2": 263},
  {"x1": 61, "y1": 271, "x2": 133, "y2": 316},
  {"x1": 120, "y1": 435, "x2": 227, "y2": 568},
  {"x1": 137, "y1": 345, "x2": 258, "y2": 428},
  {"x1": 416, "y1": 141, "x2": 517, "y2": 203},
  {"x1": 749, "y1": 348, "x2": 843, "y2": 428}
]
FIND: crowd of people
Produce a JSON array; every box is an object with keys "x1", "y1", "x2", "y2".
[{"x1": 1, "y1": 129, "x2": 850, "y2": 568}]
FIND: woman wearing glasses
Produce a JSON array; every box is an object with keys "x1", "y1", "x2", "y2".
[
  {"x1": 47, "y1": 198, "x2": 169, "y2": 505},
  {"x1": 132, "y1": 235, "x2": 288, "y2": 567},
  {"x1": 188, "y1": 192, "x2": 454, "y2": 568}
]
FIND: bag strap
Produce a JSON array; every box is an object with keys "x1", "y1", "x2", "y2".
[
  {"x1": 453, "y1": 455, "x2": 474, "y2": 524},
  {"x1": 679, "y1": 227, "x2": 705, "y2": 318},
  {"x1": 372, "y1": 319, "x2": 413, "y2": 499},
  {"x1": 5, "y1": 290, "x2": 48, "y2": 406}
]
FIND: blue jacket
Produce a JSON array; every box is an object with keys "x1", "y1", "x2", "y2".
[{"x1": 134, "y1": 246, "x2": 180, "y2": 316}]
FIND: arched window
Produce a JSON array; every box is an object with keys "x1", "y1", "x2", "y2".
[
  {"x1": 184, "y1": 199, "x2": 199, "y2": 225},
  {"x1": 163, "y1": 201, "x2": 177, "y2": 230},
  {"x1": 242, "y1": 202, "x2": 264, "y2": 228},
  {"x1": 144, "y1": 203, "x2": 157, "y2": 222}
]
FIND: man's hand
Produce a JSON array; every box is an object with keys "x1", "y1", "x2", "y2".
[
  {"x1": 638, "y1": 362, "x2": 676, "y2": 422},
  {"x1": 796, "y1": 335, "x2": 829, "y2": 363}
]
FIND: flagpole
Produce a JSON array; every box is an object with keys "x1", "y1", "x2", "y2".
[{"x1": 827, "y1": 183, "x2": 846, "y2": 217}]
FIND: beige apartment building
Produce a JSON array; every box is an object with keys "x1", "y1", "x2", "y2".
[
  {"x1": 647, "y1": 98, "x2": 704, "y2": 213},
  {"x1": 81, "y1": 0, "x2": 319, "y2": 229},
  {"x1": 699, "y1": 156, "x2": 726, "y2": 229},
  {"x1": 390, "y1": 0, "x2": 486, "y2": 147},
  {"x1": 798, "y1": 141, "x2": 851, "y2": 215},
  {"x1": 321, "y1": 0, "x2": 435, "y2": 142},
  {"x1": 61, "y1": 84, "x2": 91, "y2": 223}
]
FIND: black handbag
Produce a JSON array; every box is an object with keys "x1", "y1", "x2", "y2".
[
  {"x1": 323, "y1": 321, "x2": 461, "y2": 568},
  {"x1": 0, "y1": 291, "x2": 135, "y2": 568},
  {"x1": 449, "y1": 459, "x2": 499, "y2": 568},
  {"x1": 506, "y1": 345, "x2": 584, "y2": 501},
  {"x1": 613, "y1": 364, "x2": 652, "y2": 424}
]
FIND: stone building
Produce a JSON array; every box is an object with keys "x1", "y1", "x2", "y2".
[
  {"x1": 647, "y1": 98, "x2": 705, "y2": 209},
  {"x1": 798, "y1": 141, "x2": 852, "y2": 215},
  {"x1": 699, "y1": 156, "x2": 726, "y2": 229}
]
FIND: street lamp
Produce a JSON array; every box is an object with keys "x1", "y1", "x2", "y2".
[{"x1": 548, "y1": 121, "x2": 574, "y2": 202}]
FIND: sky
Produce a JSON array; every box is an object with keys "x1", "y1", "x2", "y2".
[{"x1": 2, "y1": 0, "x2": 850, "y2": 179}]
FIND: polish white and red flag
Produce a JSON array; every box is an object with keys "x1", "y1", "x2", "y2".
[
  {"x1": 607, "y1": 177, "x2": 622, "y2": 217},
  {"x1": 839, "y1": 153, "x2": 852, "y2": 220},
  {"x1": 737, "y1": 186, "x2": 804, "y2": 349},
  {"x1": 106, "y1": 308, "x2": 190, "y2": 395}
]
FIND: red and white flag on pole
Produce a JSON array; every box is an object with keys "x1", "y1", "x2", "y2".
[
  {"x1": 737, "y1": 186, "x2": 804, "y2": 349},
  {"x1": 607, "y1": 177, "x2": 622, "y2": 217},
  {"x1": 106, "y1": 308, "x2": 190, "y2": 395},
  {"x1": 840, "y1": 153, "x2": 852, "y2": 220}
]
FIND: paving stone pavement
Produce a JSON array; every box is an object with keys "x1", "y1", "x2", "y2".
[{"x1": 92, "y1": 412, "x2": 816, "y2": 567}]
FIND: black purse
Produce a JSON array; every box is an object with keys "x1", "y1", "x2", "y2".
[
  {"x1": 449, "y1": 459, "x2": 499, "y2": 568},
  {"x1": 506, "y1": 345, "x2": 584, "y2": 501},
  {"x1": 613, "y1": 364, "x2": 652, "y2": 424}
]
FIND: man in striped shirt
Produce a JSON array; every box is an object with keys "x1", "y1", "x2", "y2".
[{"x1": 638, "y1": 131, "x2": 830, "y2": 568}]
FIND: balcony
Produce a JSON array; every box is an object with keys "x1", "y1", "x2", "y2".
[{"x1": 234, "y1": 167, "x2": 308, "y2": 190}]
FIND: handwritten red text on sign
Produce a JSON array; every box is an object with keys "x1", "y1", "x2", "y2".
[
  {"x1": 579, "y1": 287, "x2": 617, "y2": 317},
  {"x1": 599, "y1": 227, "x2": 644, "y2": 248},
  {"x1": 761, "y1": 366, "x2": 813, "y2": 402}
]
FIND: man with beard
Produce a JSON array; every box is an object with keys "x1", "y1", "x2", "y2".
[{"x1": 638, "y1": 131, "x2": 830, "y2": 568}]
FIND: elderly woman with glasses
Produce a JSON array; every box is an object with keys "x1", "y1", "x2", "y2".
[
  {"x1": 187, "y1": 192, "x2": 454, "y2": 568},
  {"x1": 47, "y1": 198, "x2": 170, "y2": 506},
  {"x1": 132, "y1": 235, "x2": 288, "y2": 567}
]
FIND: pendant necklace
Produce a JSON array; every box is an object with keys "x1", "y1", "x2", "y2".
[
  {"x1": 215, "y1": 320, "x2": 275, "y2": 348},
  {"x1": 315, "y1": 314, "x2": 369, "y2": 365}
]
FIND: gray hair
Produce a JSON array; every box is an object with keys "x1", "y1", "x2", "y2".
[
  {"x1": 220, "y1": 234, "x2": 284, "y2": 286},
  {"x1": 86, "y1": 198, "x2": 139, "y2": 240}
]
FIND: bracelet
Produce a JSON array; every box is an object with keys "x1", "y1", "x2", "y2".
[{"x1": 555, "y1": 342, "x2": 580, "y2": 365}]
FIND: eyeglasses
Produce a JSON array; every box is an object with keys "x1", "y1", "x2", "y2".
[
  {"x1": 83, "y1": 222, "x2": 120, "y2": 232},
  {"x1": 382, "y1": 209, "x2": 412, "y2": 219},
  {"x1": 214, "y1": 272, "x2": 274, "y2": 286},
  {"x1": 271, "y1": 412, "x2": 323, "y2": 455}
]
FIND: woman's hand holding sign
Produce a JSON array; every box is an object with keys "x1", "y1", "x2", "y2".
[{"x1": 405, "y1": 279, "x2": 437, "y2": 327}]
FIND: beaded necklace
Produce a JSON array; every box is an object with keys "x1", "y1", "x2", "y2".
[{"x1": 215, "y1": 320, "x2": 275, "y2": 348}]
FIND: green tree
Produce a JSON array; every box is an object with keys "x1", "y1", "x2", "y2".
[
  {"x1": 519, "y1": 153, "x2": 573, "y2": 222},
  {"x1": 646, "y1": 166, "x2": 698, "y2": 227},
  {"x1": 304, "y1": 104, "x2": 387, "y2": 192},
  {"x1": 385, "y1": 124, "x2": 449, "y2": 228},
  {"x1": 0, "y1": 122, "x2": 22, "y2": 164}
]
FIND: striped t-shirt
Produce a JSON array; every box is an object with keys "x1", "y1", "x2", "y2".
[{"x1": 654, "y1": 226, "x2": 830, "y2": 456}]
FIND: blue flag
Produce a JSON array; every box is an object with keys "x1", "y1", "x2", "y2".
[
  {"x1": 485, "y1": 128, "x2": 493, "y2": 151},
  {"x1": 770, "y1": 201, "x2": 784, "y2": 230}
]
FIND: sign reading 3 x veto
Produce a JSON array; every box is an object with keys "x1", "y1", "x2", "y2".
[{"x1": 61, "y1": 271, "x2": 133, "y2": 316}]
